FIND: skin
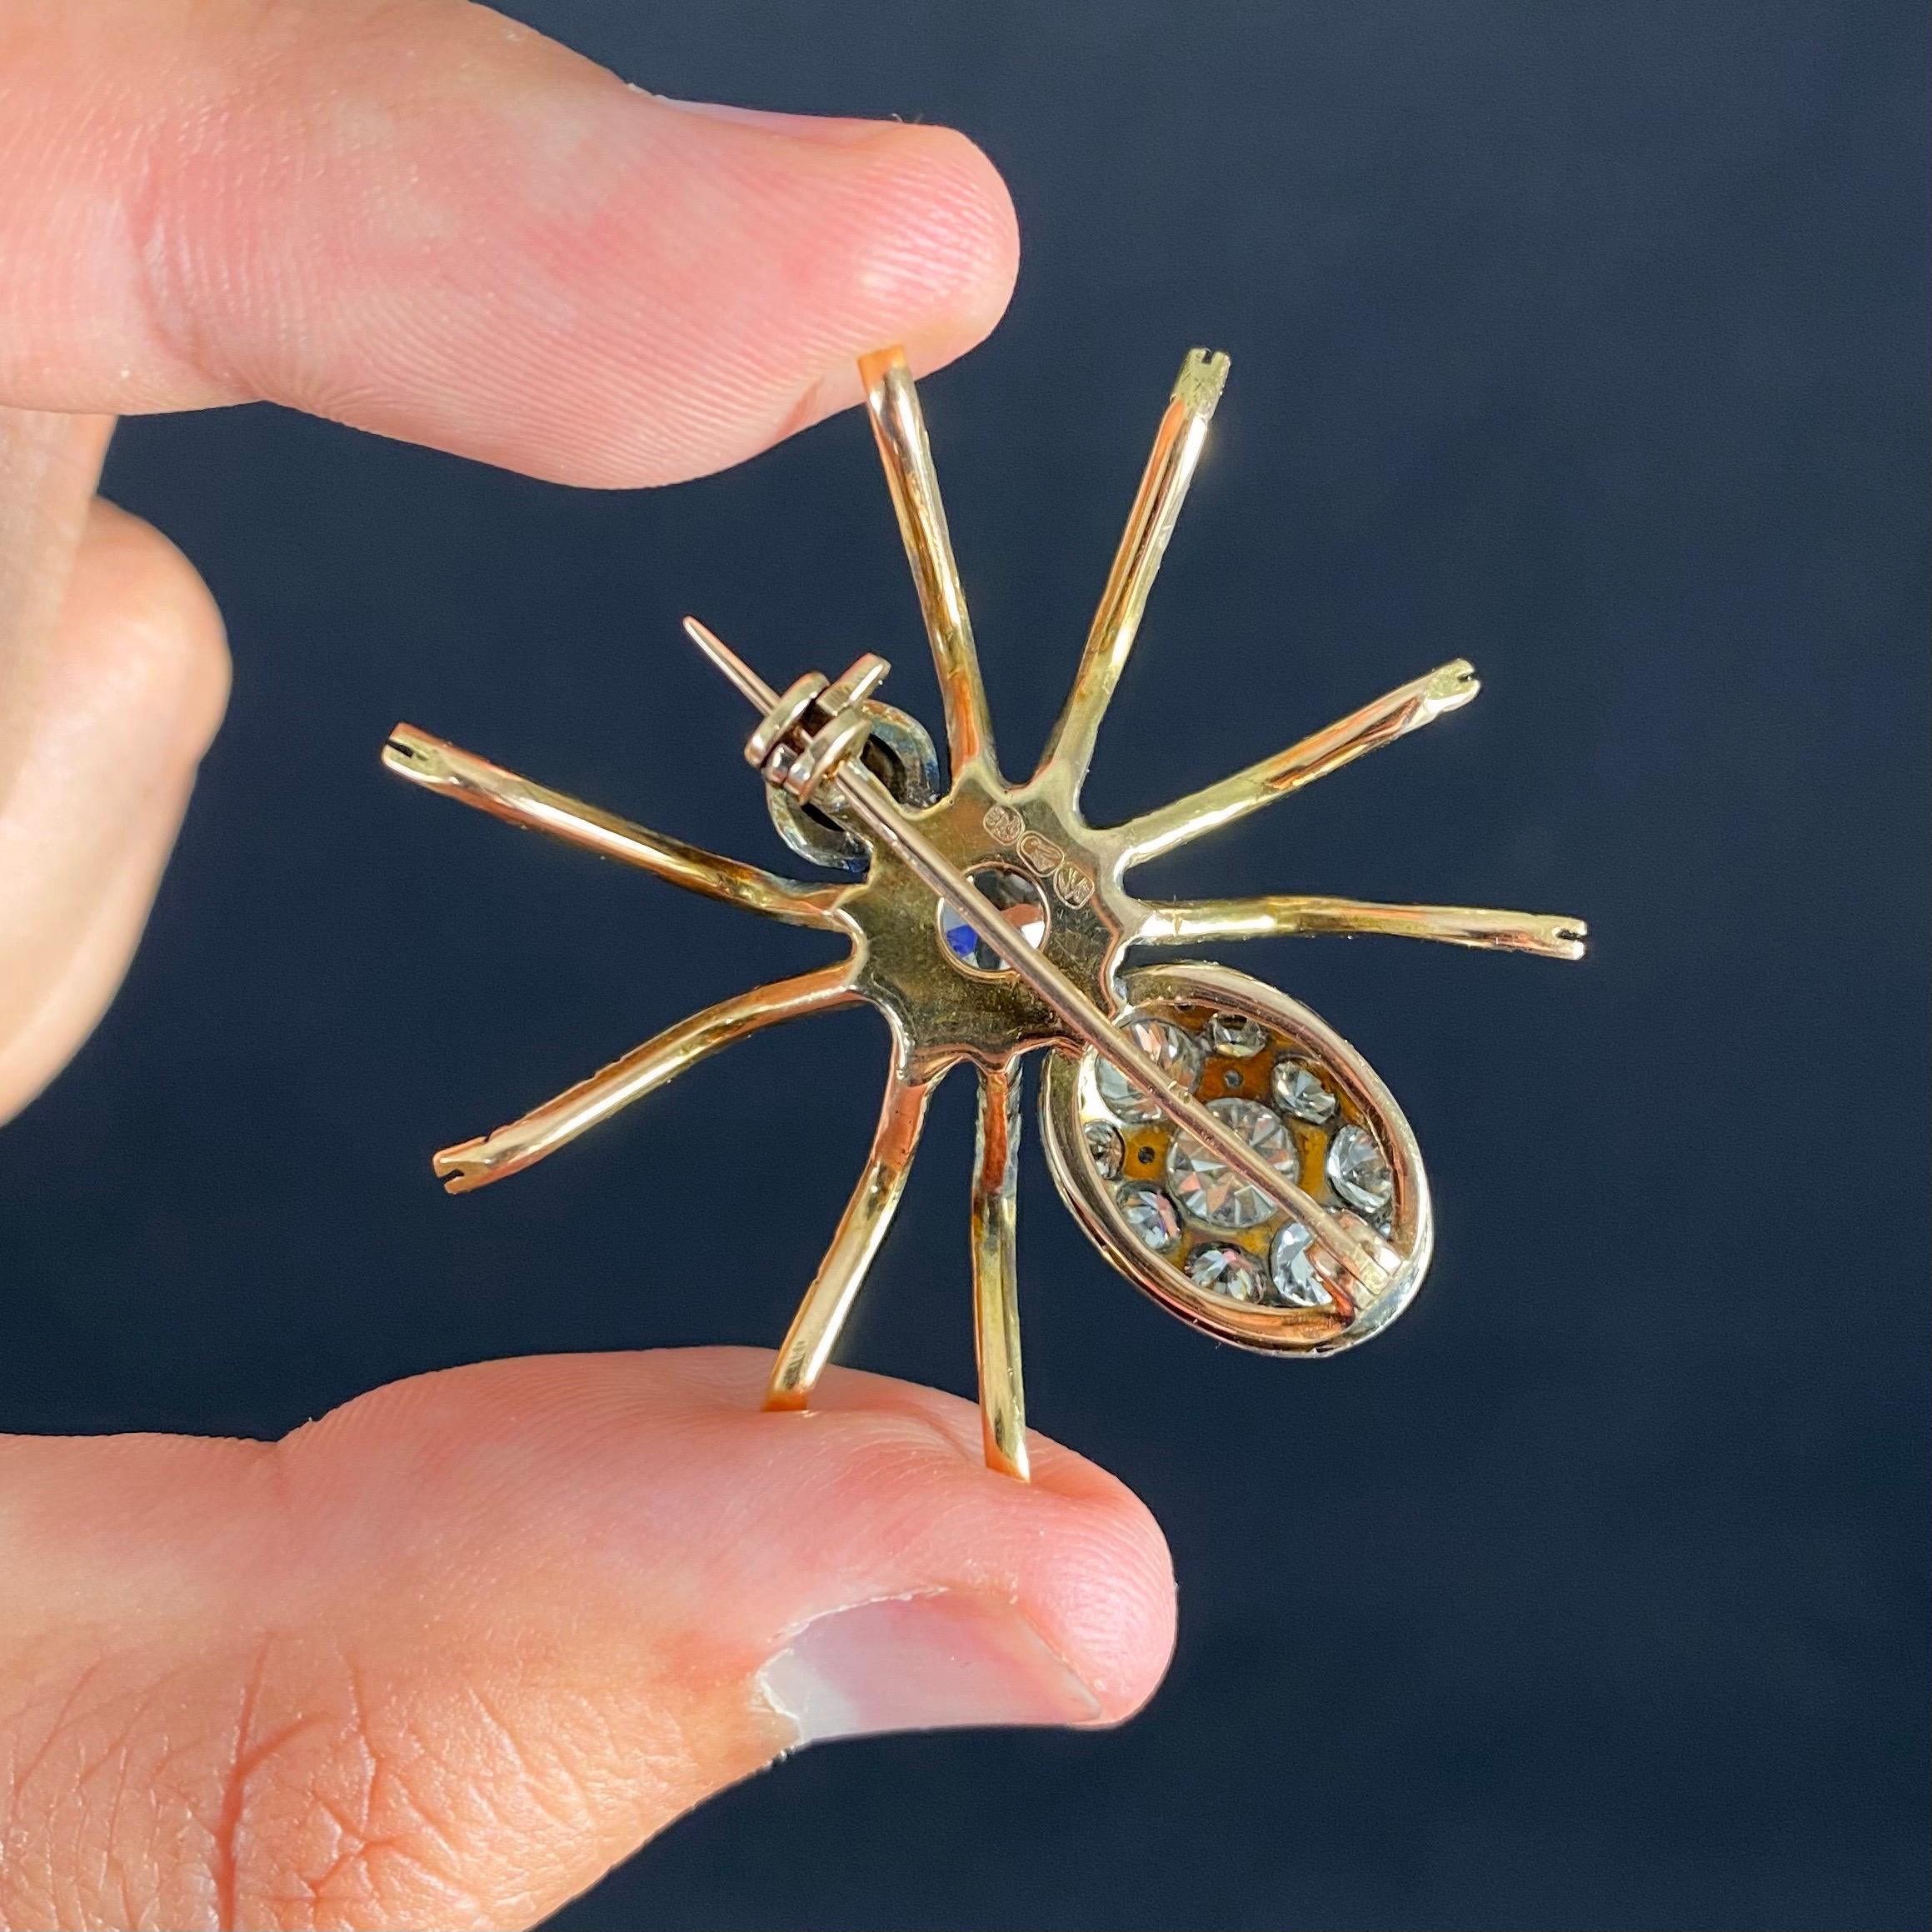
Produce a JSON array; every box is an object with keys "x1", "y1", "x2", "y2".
[{"x1": 0, "y1": 4, "x2": 1178, "y2": 1926}]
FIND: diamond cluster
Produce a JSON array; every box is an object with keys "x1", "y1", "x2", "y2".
[
  {"x1": 1084, "y1": 1008, "x2": 1396, "y2": 1314},
  {"x1": 1167, "y1": 1098, "x2": 1296, "y2": 1229}
]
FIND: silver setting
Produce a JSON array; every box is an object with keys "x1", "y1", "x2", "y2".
[
  {"x1": 1039, "y1": 962, "x2": 1435, "y2": 1356},
  {"x1": 766, "y1": 701, "x2": 941, "y2": 874}
]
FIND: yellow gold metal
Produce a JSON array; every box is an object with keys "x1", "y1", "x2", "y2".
[
  {"x1": 432, "y1": 964, "x2": 857, "y2": 1191},
  {"x1": 387, "y1": 342, "x2": 1587, "y2": 1481},
  {"x1": 824, "y1": 653, "x2": 891, "y2": 710},
  {"x1": 744, "y1": 672, "x2": 829, "y2": 769},
  {"x1": 680, "y1": 616, "x2": 776, "y2": 713},
  {"x1": 382, "y1": 725, "x2": 844, "y2": 931},
  {"x1": 1136, "y1": 896, "x2": 1589, "y2": 961},
  {"x1": 1106, "y1": 660, "x2": 1480, "y2": 866},
  {"x1": 859, "y1": 347, "x2": 996, "y2": 776},
  {"x1": 970, "y1": 1061, "x2": 1028, "y2": 1479},
  {"x1": 785, "y1": 705, "x2": 880, "y2": 805},
  {"x1": 765, "y1": 1066, "x2": 936, "y2": 1410},
  {"x1": 681, "y1": 621, "x2": 1386, "y2": 1298},
  {"x1": 1034, "y1": 348, "x2": 1229, "y2": 802}
]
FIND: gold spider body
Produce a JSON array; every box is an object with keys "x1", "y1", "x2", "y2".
[{"x1": 385, "y1": 347, "x2": 1585, "y2": 1478}]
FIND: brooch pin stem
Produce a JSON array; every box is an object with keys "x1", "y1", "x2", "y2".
[{"x1": 680, "y1": 617, "x2": 1386, "y2": 1304}]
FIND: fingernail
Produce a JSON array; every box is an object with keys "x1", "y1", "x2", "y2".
[
  {"x1": 758, "y1": 1591, "x2": 1103, "y2": 1745},
  {"x1": 646, "y1": 94, "x2": 895, "y2": 145}
]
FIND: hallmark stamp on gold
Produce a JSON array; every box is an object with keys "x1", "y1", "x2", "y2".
[{"x1": 984, "y1": 805, "x2": 1095, "y2": 909}]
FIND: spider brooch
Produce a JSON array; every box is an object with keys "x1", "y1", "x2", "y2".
[{"x1": 385, "y1": 346, "x2": 1585, "y2": 1479}]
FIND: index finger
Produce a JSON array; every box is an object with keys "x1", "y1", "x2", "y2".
[{"x1": 0, "y1": 0, "x2": 1019, "y2": 484}]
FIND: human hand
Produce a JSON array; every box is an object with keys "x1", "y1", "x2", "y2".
[{"x1": 0, "y1": 5, "x2": 1176, "y2": 1926}]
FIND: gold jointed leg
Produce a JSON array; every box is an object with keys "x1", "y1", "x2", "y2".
[
  {"x1": 383, "y1": 725, "x2": 846, "y2": 930},
  {"x1": 1107, "y1": 661, "x2": 1480, "y2": 868},
  {"x1": 433, "y1": 965, "x2": 858, "y2": 1191},
  {"x1": 765, "y1": 1067, "x2": 939, "y2": 1411},
  {"x1": 1033, "y1": 349, "x2": 1228, "y2": 801},
  {"x1": 1135, "y1": 896, "x2": 1588, "y2": 961},
  {"x1": 971, "y1": 1061, "x2": 1029, "y2": 1480},
  {"x1": 857, "y1": 348, "x2": 997, "y2": 780}
]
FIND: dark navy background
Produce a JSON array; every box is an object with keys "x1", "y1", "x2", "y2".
[{"x1": 4, "y1": 3, "x2": 1926, "y2": 1927}]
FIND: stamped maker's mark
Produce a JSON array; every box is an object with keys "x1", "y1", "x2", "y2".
[{"x1": 983, "y1": 805, "x2": 1096, "y2": 910}]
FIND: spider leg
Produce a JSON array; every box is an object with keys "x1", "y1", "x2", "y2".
[
  {"x1": 766, "y1": 1059, "x2": 941, "y2": 1410},
  {"x1": 432, "y1": 964, "x2": 859, "y2": 1191},
  {"x1": 859, "y1": 347, "x2": 998, "y2": 781},
  {"x1": 384, "y1": 725, "x2": 846, "y2": 930},
  {"x1": 1105, "y1": 661, "x2": 1480, "y2": 868},
  {"x1": 971, "y1": 1059, "x2": 1029, "y2": 1480},
  {"x1": 1134, "y1": 896, "x2": 1588, "y2": 961},
  {"x1": 1032, "y1": 350, "x2": 1228, "y2": 806}
]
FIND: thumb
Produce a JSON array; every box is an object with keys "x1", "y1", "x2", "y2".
[{"x1": 0, "y1": 1348, "x2": 1175, "y2": 1930}]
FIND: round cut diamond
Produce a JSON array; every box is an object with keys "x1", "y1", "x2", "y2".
[
  {"x1": 1083, "y1": 1121, "x2": 1125, "y2": 1180},
  {"x1": 1327, "y1": 1122, "x2": 1393, "y2": 1213},
  {"x1": 1166, "y1": 1098, "x2": 1299, "y2": 1229},
  {"x1": 1116, "y1": 1184, "x2": 1181, "y2": 1253},
  {"x1": 1186, "y1": 1244, "x2": 1265, "y2": 1302},
  {"x1": 936, "y1": 865, "x2": 1048, "y2": 975},
  {"x1": 1271, "y1": 1060, "x2": 1337, "y2": 1124},
  {"x1": 1207, "y1": 1012, "x2": 1268, "y2": 1057},
  {"x1": 1095, "y1": 1018, "x2": 1201, "y2": 1124},
  {"x1": 1268, "y1": 1221, "x2": 1334, "y2": 1308}
]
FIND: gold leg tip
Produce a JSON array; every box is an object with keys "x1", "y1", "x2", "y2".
[
  {"x1": 1429, "y1": 660, "x2": 1481, "y2": 704},
  {"x1": 432, "y1": 1140, "x2": 492, "y2": 1193},
  {"x1": 383, "y1": 728, "x2": 464, "y2": 792},
  {"x1": 856, "y1": 343, "x2": 908, "y2": 388},
  {"x1": 1173, "y1": 348, "x2": 1231, "y2": 412},
  {"x1": 763, "y1": 1384, "x2": 810, "y2": 1414},
  {"x1": 382, "y1": 728, "x2": 435, "y2": 775}
]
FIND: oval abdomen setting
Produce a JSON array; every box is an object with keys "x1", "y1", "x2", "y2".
[{"x1": 1039, "y1": 962, "x2": 1433, "y2": 1354}]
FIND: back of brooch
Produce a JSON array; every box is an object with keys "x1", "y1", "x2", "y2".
[{"x1": 383, "y1": 345, "x2": 1587, "y2": 1478}]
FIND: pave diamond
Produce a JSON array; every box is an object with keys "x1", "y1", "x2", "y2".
[
  {"x1": 1166, "y1": 1097, "x2": 1299, "y2": 1230},
  {"x1": 1116, "y1": 1184, "x2": 1181, "y2": 1253},
  {"x1": 1207, "y1": 1012, "x2": 1268, "y2": 1057},
  {"x1": 1095, "y1": 1018, "x2": 1202, "y2": 1124},
  {"x1": 1327, "y1": 1122, "x2": 1394, "y2": 1213},
  {"x1": 1267, "y1": 1221, "x2": 1334, "y2": 1308},
  {"x1": 1083, "y1": 1121, "x2": 1125, "y2": 1180},
  {"x1": 936, "y1": 865, "x2": 1048, "y2": 975},
  {"x1": 1186, "y1": 1244, "x2": 1265, "y2": 1302},
  {"x1": 1271, "y1": 1060, "x2": 1338, "y2": 1124}
]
